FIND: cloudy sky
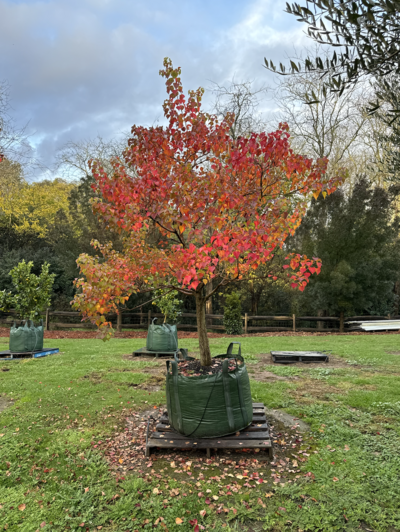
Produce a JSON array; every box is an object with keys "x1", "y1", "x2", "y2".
[{"x1": 0, "y1": 0, "x2": 309, "y2": 179}]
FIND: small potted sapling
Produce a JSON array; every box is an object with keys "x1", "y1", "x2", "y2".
[
  {"x1": 146, "y1": 289, "x2": 183, "y2": 352},
  {"x1": 0, "y1": 260, "x2": 55, "y2": 353}
]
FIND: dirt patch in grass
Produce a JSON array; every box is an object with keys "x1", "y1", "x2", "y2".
[
  {"x1": 0, "y1": 396, "x2": 13, "y2": 413},
  {"x1": 290, "y1": 379, "x2": 344, "y2": 403},
  {"x1": 248, "y1": 368, "x2": 289, "y2": 382},
  {"x1": 249, "y1": 354, "x2": 354, "y2": 383},
  {"x1": 82, "y1": 372, "x2": 103, "y2": 384},
  {"x1": 386, "y1": 350, "x2": 400, "y2": 355}
]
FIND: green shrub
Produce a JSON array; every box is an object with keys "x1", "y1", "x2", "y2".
[
  {"x1": 0, "y1": 260, "x2": 55, "y2": 320},
  {"x1": 223, "y1": 291, "x2": 243, "y2": 335}
]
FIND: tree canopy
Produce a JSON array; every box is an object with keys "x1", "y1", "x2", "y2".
[{"x1": 72, "y1": 58, "x2": 343, "y2": 365}]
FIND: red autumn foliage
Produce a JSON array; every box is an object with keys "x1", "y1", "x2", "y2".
[{"x1": 73, "y1": 58, "x2": 343, "y2": 365}]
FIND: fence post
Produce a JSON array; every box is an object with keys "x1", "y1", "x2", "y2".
[
  {"x1": 339, "y1": 312, "x2": 344, "y2": 333},
  {"x1": 148, "y1": 310, "x2": 152, "y2": 328},
  {"x1": 45, "y1": 308, "x2": 50, "y2": 331},
  {"x1": 293, "y1": 314, "x2": 296, "y2": 332},
  {"x1": 244, "y1": 313, "x2": 248, "y2": 334},
  {"x1": 117, "y1": 312, "x2": 122, "y2": 333}
]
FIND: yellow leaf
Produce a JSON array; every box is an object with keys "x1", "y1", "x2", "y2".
[{"x1": 175, "y1": 517, "x2": 183, "y2": 524}]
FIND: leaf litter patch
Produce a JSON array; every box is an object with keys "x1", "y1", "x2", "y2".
[{"x1": 93, "y1": 405, "x2": 318, "y2": 500}]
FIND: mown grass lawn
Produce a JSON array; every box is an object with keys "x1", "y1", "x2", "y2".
[{"x1": 1, "y1": 334, "x2": 400, "y2": 531}]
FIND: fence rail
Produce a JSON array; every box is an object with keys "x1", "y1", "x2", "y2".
[{"x1": 0, "y1": 309, "x2": 396, "y2": 334}]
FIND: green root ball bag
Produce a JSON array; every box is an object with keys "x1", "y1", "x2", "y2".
[
  {"x1": 166, "y1": 343, "x2": 253, "y2": 438},
  {"x1": 146, "y1": 318, "x2": 178, "y2": 352},
  {"x1": 9, "y1": 320, "x2": 44, "y2": 353}
]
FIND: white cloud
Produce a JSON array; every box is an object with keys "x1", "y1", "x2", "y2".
[{"x1": 0, "y1": 0, "x2": 310, "y2": 178}]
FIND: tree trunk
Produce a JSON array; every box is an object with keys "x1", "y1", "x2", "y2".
[
  {"x1": 251, "y1": 290, "x2": 258, "y2": 314},
  {"x1": 205, "y1": 280, "x2": 213, "y2": 327},
  {"x1": 196, "y1": 292, "x2": 212, "y2": 366}
]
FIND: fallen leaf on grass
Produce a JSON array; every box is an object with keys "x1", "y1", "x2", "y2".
[
  {"x1": 199, "y1": 510, "x2": 206, "y2": 517},
  {"x1": 40, "y1": 523, "x2": 46, "y2": 529},
  {"x1": 153, "y1": 488, "x2": 159, "y2": 495},
  {"x1": 84, "y1": 487, "x2": 89, "y2": 493},
  {"x1": 265, "y1": 493, "x2": 274, "y2": 498},
  {"x1": 18, "y1": 504, "x2": 25, "y2": 511},
  {"x1": 333, "y1": 477, "x2": 339, "y2": 482},
  {"x1": 175, "y1": 517, "x2": 183, "y2": 524}
]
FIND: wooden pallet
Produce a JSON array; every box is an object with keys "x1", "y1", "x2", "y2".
[
  {"x1": 146, "y1": 402, "x2": 273, "y2": 458},
  {"x1": 133, "y1": 347, "x2": 189, "y2": 359},
  {"x1": 0, "y1": 348, "x2": 59, "y2": 361},
  {"x1": 271, "y1": 351, "x2": 329, "y2": 364}
]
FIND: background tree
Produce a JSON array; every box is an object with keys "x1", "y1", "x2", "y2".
[
  {"x1": 73, "y1": 58, "x2": 342, "y2": 366},
  {"x1": 210, "y1": 79, "x2": 268, "y2": 140},
  {"x1": 272, "y1": 53, "x2": 369, "y2": 180},
  {"x1": 289, "y1": 178, "x2": 400, "y2": 327},
  {"x1": 264, "y1": 0, "x2": 400, "y2": 117}
]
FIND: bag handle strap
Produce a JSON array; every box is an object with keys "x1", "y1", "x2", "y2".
[
  {"x1": 227, "y1": 342, "x2": 244, "y2": 363},
  {"x1": 170, "y1": 360, "x2": 182, "y2": 432},
  {"x1": 222, "y1": 359, "x2": 235, "y2": 432}
]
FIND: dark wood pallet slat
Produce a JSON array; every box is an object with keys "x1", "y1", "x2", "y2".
[
  {"x1": 147, "y1": 403, "x2": 273, "y2": 459},
  {"x1": 150, "y1": 430, "x2": 269, "y2": 441},
  {"x1": 156, "y1": 421, "x2": 270, "y2": 432},
  {"x1": 147, "y1": 439, "x2": 272, "y2": 451}
]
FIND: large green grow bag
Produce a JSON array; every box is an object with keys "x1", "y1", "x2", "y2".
[
  {"x1": 9, "y1": 320, "x2": 44, "y2": 353},
  {"x1": 166, "y1": 343, "x2": 253, "y2": 438},
  {"x1": 146, "y1": 318, "x2": 178, "y2": 352}
]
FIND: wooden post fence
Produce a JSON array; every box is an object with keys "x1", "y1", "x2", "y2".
[{"x1": 244, "y1": 313, "x2": 248, "y2": 334}]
